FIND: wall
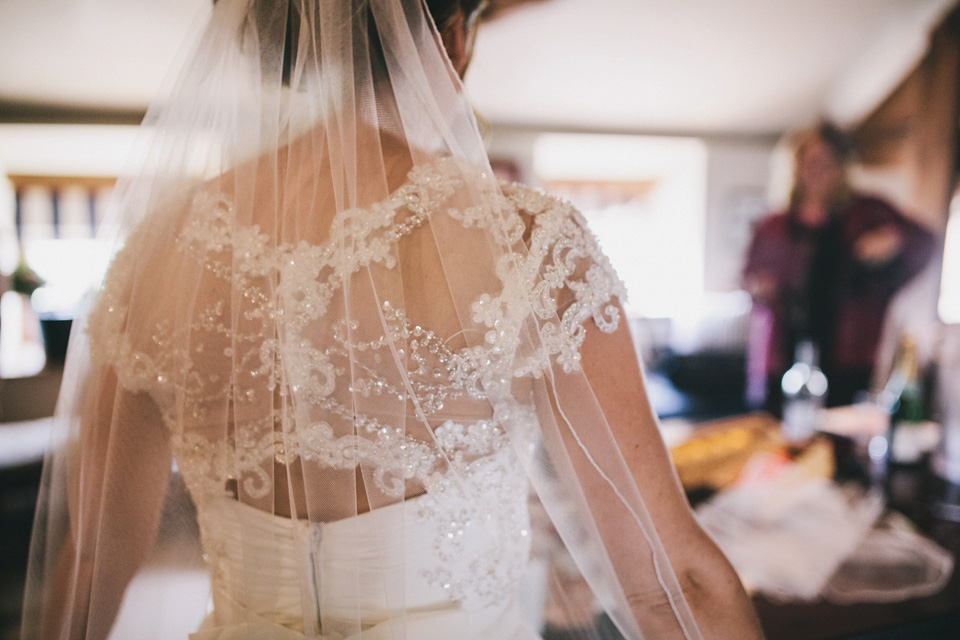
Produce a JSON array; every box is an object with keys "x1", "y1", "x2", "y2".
[{"x1": 703, "y1": 138, "x2": 777, "y2": 291}]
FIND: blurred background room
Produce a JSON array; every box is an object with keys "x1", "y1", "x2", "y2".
[{"x1": 3, "y1": 0, "x2": 960, "y2": 638}]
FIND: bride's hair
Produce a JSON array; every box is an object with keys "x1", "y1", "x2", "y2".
[
  {"x1": 425, "y1": 0, "x2": 486, "y2": 29},
  {"x1": 224, "y1": 0, "x2": 485, "y2": 84}
]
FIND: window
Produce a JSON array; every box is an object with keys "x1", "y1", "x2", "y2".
[
  {"x1": 940, "y1": 193, "x2": 960, "y2": 323},
  {"x1": 0, "y1": 124, "x2": 137, "y2": 376},
  {"x1": 533, "y1": 134, "x2": 708, "y2": 319}
]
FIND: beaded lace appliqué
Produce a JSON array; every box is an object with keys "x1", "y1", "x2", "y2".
[{"x1": 88, "y1": 158, "x2": 625, "y2": 605}]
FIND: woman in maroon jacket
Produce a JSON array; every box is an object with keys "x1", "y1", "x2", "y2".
[{"x1": 743, "y1": 123, "x2": 935, "y2": 413}]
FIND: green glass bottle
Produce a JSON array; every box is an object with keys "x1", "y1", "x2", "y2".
[{"x1": 887, "y1": 335, "x2": 926, "y2": 466}]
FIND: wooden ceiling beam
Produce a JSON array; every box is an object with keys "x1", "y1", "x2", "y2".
[{"x1": 0, "y1": 101, "x2": 145, "y2": 126}]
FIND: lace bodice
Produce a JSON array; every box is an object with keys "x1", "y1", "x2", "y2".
[{"x1": 87, "y1": 158, "x2": 626, "y2": 608}]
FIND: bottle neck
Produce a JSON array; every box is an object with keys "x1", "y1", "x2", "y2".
[{"x1": 794, "y1": 339, "x2": 819, "y2": 368}]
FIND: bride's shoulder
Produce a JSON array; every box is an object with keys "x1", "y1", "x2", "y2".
[
  {"x1": 497, "y1": 180, "x2": 598, "y2": 249},
  {"x1": 497, "y1": 179, "x2": 565, "y2": 212}
]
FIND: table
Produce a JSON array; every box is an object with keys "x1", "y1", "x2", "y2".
[{"x1": 752, "y1": 447, "x2": 960, "y2": 640}]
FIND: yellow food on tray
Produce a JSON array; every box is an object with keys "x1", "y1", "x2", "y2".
[
  {"x1": 669, "y1": 412, "x2": 836, "y2": 491},
  {"x1": 671, "y1": 426, "x2": 754, "y2": 465},
  {"x1": 669, "y1": 413, "x2": 784, "y2": 490}
]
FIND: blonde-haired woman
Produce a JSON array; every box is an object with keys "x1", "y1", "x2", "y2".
[{"x1": 743, "y1": 123, "x2": 935, "y2": 413}]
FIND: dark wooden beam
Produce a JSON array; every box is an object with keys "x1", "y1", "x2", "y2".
[
  {"x1": 7, "y1": 175, "x2": 117, "y2": 190},
  {"x1": 0, "y1": 101, "x2": 145, "y2": 126},
  {"x1": 853, "y1": 5, "x2": 960, "y2": 229},
  {"x1": 483, "y1": 0, "x2": 553, "y2": 21}
]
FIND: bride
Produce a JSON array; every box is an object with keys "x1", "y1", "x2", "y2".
[{"x1": 20, "y1": 1, "x2": 763, "y2": 638}]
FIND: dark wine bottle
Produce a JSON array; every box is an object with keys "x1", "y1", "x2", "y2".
[{"x1": 781, "y1": 340, "x2": 828, "y2": 443}]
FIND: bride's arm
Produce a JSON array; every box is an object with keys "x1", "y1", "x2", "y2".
[
  {"x1": 567, "y1": 302, "x2": 764, "y2": 639},
  {"x1": 43, "y1": 369, "x2": 171, "y2": 640}
]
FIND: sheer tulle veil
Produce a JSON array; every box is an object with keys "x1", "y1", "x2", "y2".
[{"x1": 21, "y1": 1, "x2": 703, "y2": 638}]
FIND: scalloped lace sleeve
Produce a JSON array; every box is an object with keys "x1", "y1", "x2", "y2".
[
  {"x1": 494, "y1": 182, "x2": 627, "y2": 373},
  {"x1": 86, "y1": 186, "x2": 202, "y2": 400}
]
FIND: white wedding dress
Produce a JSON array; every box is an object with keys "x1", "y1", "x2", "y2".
[
  {"x1": 21, "y1": 4, "x2": 709, "y2": 638},
  {"x1": 85, "y1": 158, "x2": 627, "y2": 639}
]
